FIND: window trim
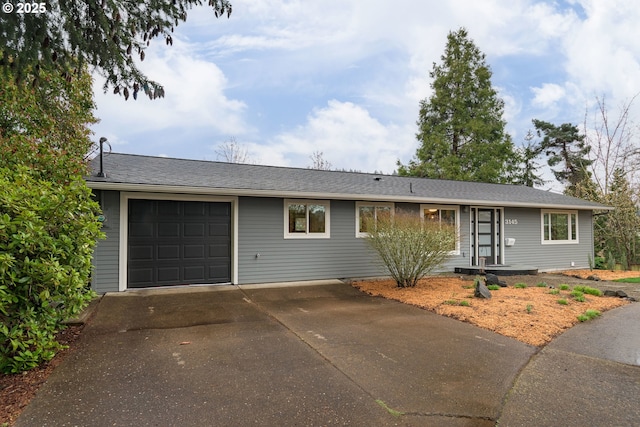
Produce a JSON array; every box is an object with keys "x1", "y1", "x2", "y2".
[
  {"x1": 355, "y1": 202, "x2": 395, "y2": 238},
  {"x1": 284, "y1": 199, "x2": 331, "y2": 239},
  {"x1": 420, "y1": 204, "x2": 461, "y2": 255},
  {"x1": 541, "y1": 209, "x2": 579, "y2": 244}
]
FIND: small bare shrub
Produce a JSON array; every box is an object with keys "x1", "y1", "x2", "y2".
[{"x1": 365, "y1": 211, "x2": 456, "y2": 288}]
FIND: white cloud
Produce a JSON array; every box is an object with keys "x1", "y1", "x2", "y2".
[
  {"x1": 92, "y1": 40, "x2": 250, "y2": 142},
  {"x1": 249, "y1": 100, "x2": 416, "y2": 173},
  {"x1": 531, "y1": 83, "x2": 566, "y2": 109}
]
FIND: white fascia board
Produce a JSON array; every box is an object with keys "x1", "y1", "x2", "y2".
[{"x1": 86, "y1": 181, "x2": 612, "y2": 211}]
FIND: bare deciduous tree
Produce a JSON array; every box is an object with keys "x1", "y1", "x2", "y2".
[
  {"x1": 584, "y1": 94, "x2": 640, "y2": 193},
  {"x1": 215, "y1": 137, "x2": 255, "y2": 164},
  {"x1": 308, "y1": 151, "x2": 333, "y2": 170}
]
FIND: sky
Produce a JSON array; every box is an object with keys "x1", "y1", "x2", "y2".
[{"x1": 90, "y1": 0, "x2": 640, "y2": 186}]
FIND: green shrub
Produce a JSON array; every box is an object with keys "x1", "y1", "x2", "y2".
[
  {"x1": 594, "y1": 257, "x2": 605, "y2": 270},
  {"x1": 459, "y1": 300, "x2": 471, "y2": 307},
  {"x1": 559, "y1": 284, "x2": 570, "y2": 291},
  {"x1": 514, "y1": 283, "x2": 527, "y2": 289},
  {"x1": 548, "y1": 289, "x2": 560, "y2": 295},
  {"x1": 487, "y1": 284, "x2": 500, "y2": 290},
  {"x1": 526, "y1": 304, "x2": 533, "y2": 313},
  {"x1": 0, "y1": 167, "x2": 103, "y2": 373},
  {"x1": 574, "y1": 295, "x2": 586, "y2": 302},
  {"x1": 557, "y1": 299, "x2": 569, "y2": 305},
  {"x1": 536, "y1": 282, "x2": 548, "y2": 288},
  {"x1": 365, "y1": 211, "x2": 456, "y2": 288}
]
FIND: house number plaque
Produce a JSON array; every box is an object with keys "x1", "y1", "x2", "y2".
[{"x1": 504, "y1": 219, "x2": 518, "y2": 225}]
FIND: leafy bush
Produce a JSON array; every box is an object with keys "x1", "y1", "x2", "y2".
[
  {"x1": 486, "y1": 284, "x2": 500, "y2": 291},
  {"x1": 536, "y1": 282, "x2": 548, "y2": 288},
  {"x1": 557, "y1": 299, "x2": 569, "y2": 305},
  {"x1": 548, "y1": 289, "x2": 560, "y2": 295},
  {"x1": 559, "y1": 284, "x2": 570, "y2": 291},
  {"x1": 365, "y1": 211, "x2": 456, "y2": 288},
  {"x1": 514, "y1": 283, "x2": 527, "y2": 289},
  {"x1": 594, "y1": 257, "x2": 605, "y2": 270},
  {"x1": 0, "y1": 167, "x2": 103, "y2": 373}
]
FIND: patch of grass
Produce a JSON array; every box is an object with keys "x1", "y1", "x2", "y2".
[
  {"x1": 557, "y1": 298, "x2": 569, "y2": 305},
  {"x1": 536, "y1": 282, "x2": 548, "y2": 287},
  {"x1": 573, "y1": 285, "x2": 603, "y2": 296},
  {"x1": 526, "y1": 304, "x2": 533, "y2": 314},
  {"x1": 570, "y1": 289, "x2": 587, "y2": 301},
  {"x1": 376, "y1": 399, "x2": 404, "y2": 417},
  {"x1": 548, "y1": 289, "x2": 560, "y2": 295},
  {"x1": 559, "y1": 284, "x2": 570, "y2": 291},
  {"x1": 613, "y1": 277, "x2": 640, "y2": 283},
  {"x1": 577, "y1": 309, "x2": 601, "y2": 322},
  {"x1": 444, "y1": 299, "x2": 471, "y2": 307},
  {"x1": 514, "y1": 283, "x2": 527, "y2": 289},
  {"x1": 486, "y1": 284, "x2": 500, "y2": 290}
]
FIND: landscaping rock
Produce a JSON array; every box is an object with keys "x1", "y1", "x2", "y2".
[
  {"x1": 587, "y1": 274, "x2": 601, "y2": 281},
  {"x1": 485, "y1": 273, "x2": 507, "y2": 287},
  {"x1": 604, "y1": 290, "x2": 633, "y2": 300},
  {"x1": 475, "y1": 280, "x2": 492, "y2": 299}
]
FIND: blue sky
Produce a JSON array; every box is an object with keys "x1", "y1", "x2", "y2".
[{"x1": 90, "y1": 0, "x2": 640, "y2": 185}]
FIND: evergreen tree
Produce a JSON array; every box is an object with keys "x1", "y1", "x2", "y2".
[
  {"x1": 599, "y1": 169, "x2": 640, "y2": 268},
  {"x1": 511, "y1": 130, "x2": 546, "y2": 187},
  {"x1": 398, "y1": 28, "x2": 515, "y2": 183},
  {"x1": 0, "y1": 0, "x2": 232, "y2": 99},
  {"x1": 533, "y1": 119, "x2": 593, "y2": 196}
]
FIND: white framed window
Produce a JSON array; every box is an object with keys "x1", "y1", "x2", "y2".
[
  {"x1": 284, "y1": 199, "x2": 330, "y2": 239},
  {"x1": 541, "y1": 210, "x2": 578, "y2": 244},
  {"x1": 355, "y1": 202, "x2": 394, "y2": 237},
  {"x1": 420, "y1": 204, "x2": 460, "y2": 254}
]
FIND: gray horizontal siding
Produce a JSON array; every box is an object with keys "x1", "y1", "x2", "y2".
[
  {"x1": 237, "y1": 197, "x2": 472, "y2": 284},
  {"x1": 503, "y1": 208, "x2": 593, "y2": 271},
  {"x1": 92, "y1": 190, "x2": 120, "y2": 293},
  {"x1": 237, "y1": 197, "x2": 386, "y2": 284}
]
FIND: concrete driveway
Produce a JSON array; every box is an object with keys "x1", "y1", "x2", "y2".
[{"x1": 15, "y1": 282, "x2": 640, "y2": 426}]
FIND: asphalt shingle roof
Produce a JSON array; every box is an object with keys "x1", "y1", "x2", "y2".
[{"x1": 86, "y1": 153, "x2": 609, "y2": 210}]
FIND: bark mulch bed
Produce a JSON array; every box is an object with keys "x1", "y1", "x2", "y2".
[{"x1": 352, "y1": 269, "x2": 637, "y2": 348}]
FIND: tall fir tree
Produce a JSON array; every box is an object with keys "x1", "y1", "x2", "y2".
[{"x1": 398, "y1": 28, "x2": 515, "y2": 183}]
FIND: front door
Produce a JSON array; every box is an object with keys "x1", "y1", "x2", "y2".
[{"x1": 472, "y1": 208, "x2": 502, "y2": 265}]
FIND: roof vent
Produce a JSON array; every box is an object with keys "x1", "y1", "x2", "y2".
[{"x1": 96, "y1": 137, "x2": 110, "y2": 178}]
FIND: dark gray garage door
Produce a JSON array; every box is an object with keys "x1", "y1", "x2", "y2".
[{"x1": 127, "y1": 199, "x2": 231, "y2": 288}]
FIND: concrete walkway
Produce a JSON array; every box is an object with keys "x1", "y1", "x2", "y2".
[{"x1": 15, "y1": 282, "x2": 640, "y2": 427}]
